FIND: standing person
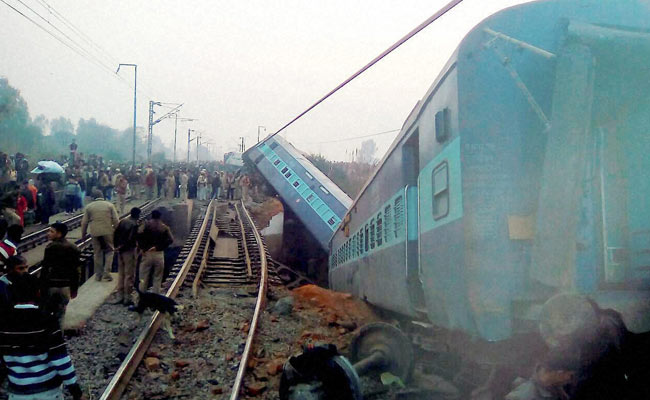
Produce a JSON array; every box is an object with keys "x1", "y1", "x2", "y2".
[
  {"x1": 226, "y1": 173, "x2": 235, "y2": 200},
  {"x1": 115, "y1": 174, "x2": 128, "y2": 214},
  {"x1": 145, "y1": 168, "x2": 156, "y2": 200},
  {"x1": 156, "y1": 168, "x2": 165, "y2": 198},
  {"x1": 98, "y1": 171, "x2": 110, "y2": 200},
  {"x1": 128, "y1": 168, "x2": 140, "y2": 200},
  {"x1": 69, "y1": 138, "x2": 78, "y2": 163},
  {"x1": 0, "y1": 255, "x2": 28, "y2": 311},
  {"x1": 0, "y1": 224, "x2": 22, "y2": 271},
  {"x1": 113, "y1": 207, "x2": 140, "y2": 306},
  {"x1": 211, "y1": 171, "x2": 221, "y2": 199},
  {"x1": 64, "y1": 175, "x2": 81, "y2": 214},
  {"x1": 135, "y1": 210, "x2": 173, "y2": 294},
  {"x1": 173, "y1": 170, "x2": 181, "y2": 198},
  {"x1": 0, "y1": 258, "x2": 84, "y2": 400},
  {"x1": 40, "y1": 222, "x2": 80, "y2": 327},
  {"x1": 27, "y1": 179, "x2": 38, "y2": 207},
  {"x1": 179, "y1": 170, "x2": 189, "y2": 202},
  {"x1": 240, "y1": 174, "x2": 251, "y2": 202},
  {"x1": 197, "y1": 171, "x2": 208, "y2": 201},
  {"x1": 16, "y1": 192, "x2": 27, "y2": 226},
  {"x1": 76, "y1": 170, "x2": 86, "y2": 209},
  {"x1": 165, "y1": 172, "x2": 175, "y2": 200},
  {"x1": 81, "y1": 190, "x2": 119, "y2": 282},
  {"x1": 39, "y1": 181, "x2": 57, "y2": 225}
]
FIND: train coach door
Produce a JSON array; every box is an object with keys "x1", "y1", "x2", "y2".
[{"x1": 403, "y1": 131, "x2": 426, "y2": 310}]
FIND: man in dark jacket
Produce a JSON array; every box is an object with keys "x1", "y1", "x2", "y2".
[
  {"x1": 136, "y1": 209, "x2": 173, "y2": 294},
  {"x1": 41, "y1": 222, "x2": 80, "y2": 327},
  {"x1": 113, "y1": 207, "x2": 141, "y2": 305}
]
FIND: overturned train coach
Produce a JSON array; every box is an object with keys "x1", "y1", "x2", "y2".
[{"x1": 325, "y1": 0, "x2": 650, "y2": 392}]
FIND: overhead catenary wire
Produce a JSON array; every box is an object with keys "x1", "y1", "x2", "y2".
[
  {"x1": 295, "y1": 128, "x2": 400, "y2": 145},
  {"x1": 3, "y1": 0, "x2": 159, "y2": 100},
  {"x1": 268, "y1": 0, "x2": 464, "y2": 141},
  {"x1": 11, "y1": 0, "x2": 119, "y2": 78},
  {"x1": 0, "y1": 0, "x2": 118, "y2": 77}
]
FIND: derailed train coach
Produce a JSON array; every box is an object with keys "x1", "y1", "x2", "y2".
[{"x1": 330, "y1": 0, "x2": 650, "y2": 369}]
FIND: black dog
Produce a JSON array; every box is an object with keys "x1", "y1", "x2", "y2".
[{"x1": 130, "y1": 281, "x2": 182, "y2": 338}]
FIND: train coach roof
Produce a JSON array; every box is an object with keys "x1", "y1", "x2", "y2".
[{"x1": 262, "y1": 134, "x2": 353, "y2": 209}]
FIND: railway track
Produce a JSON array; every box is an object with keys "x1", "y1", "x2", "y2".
[{"x1": 98, "y1": 199, "x2": 273, "y2": 400}]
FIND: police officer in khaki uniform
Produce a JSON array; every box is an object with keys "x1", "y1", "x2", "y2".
[{"x1": 81, "y1": 189, "x2": 119, "y2": 281}]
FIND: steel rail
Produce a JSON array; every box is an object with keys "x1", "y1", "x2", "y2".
[
  {"x1": 192, "y1": 203, "x2": 218, "y2": 297},
  {"x1": 99, "y1": 200, "x2": 215, "y2": 400},
  {"x1": 230, "y1": 200, "x2": 268, "y2": 400},
  {"x1": 235, "y1": 204, "x2": 253, "y2": 278}
]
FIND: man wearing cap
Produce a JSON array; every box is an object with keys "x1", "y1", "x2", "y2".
[{"x1": 81, "y1": 190, "x2": 119, "y2": 282}]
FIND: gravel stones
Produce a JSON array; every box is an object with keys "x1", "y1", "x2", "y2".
[{"x1": 271, "y1": 296, "x2": 294, "y2": 315}]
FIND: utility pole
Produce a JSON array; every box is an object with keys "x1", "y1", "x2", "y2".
[
  {"x1": 257, "y1": 125, "x2": 266, "y2": 143},
  {"x1": 239, "y1": 137, "x2": 246, "y2": 152},
  {"x1": 196, "y1": 133, "x2": 201, "y2": 163},
  {"x1": 173, "y1": 115, "x2": 197, "y2": 164},
  {"x1": 116, "y1": 63, "x2": 137, "y2": 167},
  {"x1": 147, "y1": 102, "x2": 182, "y2": 164},
  {"x1": 187, "y1": 129, "x2": 196, "y2": 163}
]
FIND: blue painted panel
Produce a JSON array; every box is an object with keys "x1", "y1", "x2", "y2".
[{"x1": 418, "y1": 137, "x2": 463, "y2": 234}]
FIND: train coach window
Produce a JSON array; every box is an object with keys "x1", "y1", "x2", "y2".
[
  {"x1": 281, "y1": 167, "x2": 288, "y2": 174},
  {"x1": 328, "y1": 217, "x2": 337, "y2": 226},
  {"x1": 320, "y1": 186, "x2": 330, "y2": 195},
  {"x1": 270, "y1": 142, "x2": 279, "y2": 149},
  {"x1": 376, "y1": 212, "x2": 383, "y2": 247},
  {"x1": 306, "y1": 193, "x2": 315, "y2": 202},
  {"x1": 359, "y1": 227, "x2": 363, "y2": 255},
  {"x1": 285, "y1": 172, "x2": 293, "y2": 178},
  {"x1": 394, "y1": 196, "x2": 404, "y2": 239},
  {"x1": 435, "y1": 108, "x2": 451, "y2": 143},
  {"x1": 384, "y1": 206, "x2": 392, "y2": 243},
  {"x1": 273, "y1": 159, "x2": 281, "y2": 166},
  {"x1": 370, "y1": 219, "x2": 376, "y2": 250},
  {"x1": 432, "y1": 162, "x2": 449, "y2": 219},
  {"x1": 293, "y1": 181, "x2": 300, "y2": 188},
  {"x1": 364, "y1": 224, "x2": 369, "y2": 253}
]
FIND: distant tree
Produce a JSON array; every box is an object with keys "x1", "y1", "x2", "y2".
[
  {"x1": 0, "y1": 77, "x2": 43, "y2": 155},
  {"x1": 306, "y1": 153, "x2": 376, "y2": 198}
]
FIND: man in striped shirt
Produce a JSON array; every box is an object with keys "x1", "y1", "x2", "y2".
[{"x1": 0, "y1": 256, "x2": 84, "y2": 400}]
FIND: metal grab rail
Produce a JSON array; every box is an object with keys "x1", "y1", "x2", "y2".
[
  {"x1": 230, "y1": 200, "x2": 268, "y2": 400},
  {"x1": 99, "y1": 199, "x2": 214, "y2": 400}
]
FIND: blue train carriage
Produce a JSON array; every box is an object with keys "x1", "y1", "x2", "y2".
[
  {"x1": 246, "y1": 134, "x2": 353, "y2": 250},
  {"x1": 330, "y1": 0, "x2": 650, "y2": 345}
]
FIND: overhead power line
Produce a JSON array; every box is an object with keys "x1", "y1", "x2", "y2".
[
  {"x1": 3, "y1": 0, "x2": 163, "y2": 101},
  {"x1": 0, "y1": 0, "x2": 117, "y2": 77},
  {"x1": 268, "y1": 0, "x2": 464, "y2": 141},
  {"x1": 296, "y1": 128, "x2": 400, "y2": 145},
  {"x1": 12, "y1": 0, "x2": 118, "y2": 77}
]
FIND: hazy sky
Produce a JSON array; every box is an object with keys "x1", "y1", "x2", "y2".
[{"x1": 1, "y1": 0, "x2": 530, "y2": 161}]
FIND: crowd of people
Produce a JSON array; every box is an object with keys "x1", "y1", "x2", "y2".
[{"x1": 0, "y1": 143, "x2": 258, "y2": 232}]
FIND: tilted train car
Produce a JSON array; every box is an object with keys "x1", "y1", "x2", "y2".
[
  {"x1": 246, "y1": 134, "x2": 353, "y2": 250},
  {"x1": 329, "y1": 0, "x2": 650, "y2": 364}
]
